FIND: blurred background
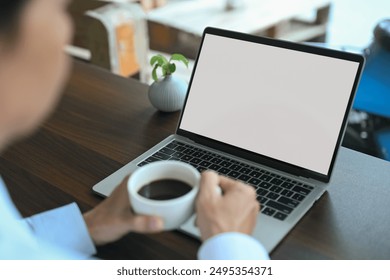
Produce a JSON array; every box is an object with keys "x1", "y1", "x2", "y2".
[{"x1": 67, "y1": 0, "x2": 390, "y2": 161}]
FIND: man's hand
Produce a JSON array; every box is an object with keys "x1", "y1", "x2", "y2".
[
  {"x1": 83, "y1": 176, "x2": 164, "y2": 246},
  {"x1": 196, "y1": 171, "x2": 260, "y2": 241}
]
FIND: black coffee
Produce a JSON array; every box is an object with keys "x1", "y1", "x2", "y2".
[{"x1": 138, "y1": 179, "x2": 193, "y2": 200}]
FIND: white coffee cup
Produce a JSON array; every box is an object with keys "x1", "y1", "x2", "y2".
[{"x1": 128, "y1": 161, "x2": 200, "y2": 230}]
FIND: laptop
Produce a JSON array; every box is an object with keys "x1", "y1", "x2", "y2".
[{"x1": 93, "y1": 27, "x2": 365, "y2": 252}]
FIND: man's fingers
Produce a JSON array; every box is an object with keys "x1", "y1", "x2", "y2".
[
  {"x1": 199, "y1": 171, "x2": 221, "y2": 198},
  {"x1": 200, "y1": 171, "x2": 257, "y2": 197},
  {"x1": 127, "y1": 215, "x2": 164, "y2": 233},
  {"x1": 218, "y1": 175, "x2": 244, "y2": 192},
  {"x1": 219, "y1": 176, "x2": 257, "y2": 201}
]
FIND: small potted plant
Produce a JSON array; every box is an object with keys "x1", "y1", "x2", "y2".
[{"x1": 148, "y1": 53, "x2": 189, "y2": 112}]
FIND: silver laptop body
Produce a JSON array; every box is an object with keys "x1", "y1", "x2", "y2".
[{"x1": 93, "y1": 27, "x2": 364, "y2": 253}]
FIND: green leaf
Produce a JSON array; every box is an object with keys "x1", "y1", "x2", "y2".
[
  {"x1": 150, "y1": 56, "x2": 162, "y2": 67},
  {"x1": 168, "y1": 63, "x2": 176, "y2": 74},
  {"x1": 152, "y1": 64, "x2": 159, "y2": 82},
  {"x1": 162, "y1": 64, "x2": 168, "y2": 77},
  {"x1": 170, "y1": 53, "x2": 189, "y2": 68},
  {"x1": 150, "y1": 54, "x2": 168, "y2": 67}
]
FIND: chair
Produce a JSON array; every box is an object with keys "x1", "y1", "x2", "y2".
[
  {"x1": 353, "y1": 19, "x2": 390, "y2": 160},
  {"x1": 68, "y1": 0, "x2": 150, "y2": 83},
  {"x1": 354, "y1": 19, "x2": 390, "y2": 118}
]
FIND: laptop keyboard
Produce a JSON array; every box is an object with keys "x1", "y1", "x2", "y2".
[{"x1": 137, "y1": 140, "x2": 314, "y2": 221}]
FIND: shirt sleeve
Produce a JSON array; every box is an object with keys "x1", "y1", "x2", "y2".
[
  {"x1": 0, "y1": 177, "x2": 96, "y2": 259},
  {"x1": 24, "y1": 203, "x2": 97, "y2": 257},
  {"x1": 197, "y1": 232, "x2": 270, "y2": 260}
]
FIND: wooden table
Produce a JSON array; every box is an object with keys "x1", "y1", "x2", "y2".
[
  {"x1": 1, "y1": 60, "x2": 390, "y2": 259},
  {"x1": 148, "y1": 0, "x2": 332, "y2": 58}
]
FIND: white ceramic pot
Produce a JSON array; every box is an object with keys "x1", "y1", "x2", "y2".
[{"x1": 148, "y1": 75, "x2": 188, "y2": 112}]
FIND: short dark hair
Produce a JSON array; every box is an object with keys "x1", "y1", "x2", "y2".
[{"x1": 0, "y1": 0, "x2": 28, "y2": 38}]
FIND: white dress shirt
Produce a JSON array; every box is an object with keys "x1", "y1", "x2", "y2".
[{"x1": 0, "y1": 177, "x2": 269, "y2": 260}]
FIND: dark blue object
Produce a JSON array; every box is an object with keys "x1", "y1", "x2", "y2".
[
  {"x1": 353, "y1": 19, "x2": 390, "y2": 118},
  {"x1": 354, "y1": 45, "x2": 390, "y2": 117},
  {"x1": 376, "y1": 129, "x2": 390, "y2": 160}
]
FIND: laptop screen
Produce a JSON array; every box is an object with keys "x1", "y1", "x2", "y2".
[{"x1": 178, "y1": 30, "x2": 362, "y2": 179}]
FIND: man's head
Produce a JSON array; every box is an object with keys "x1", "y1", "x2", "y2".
[{"x1": 0, "y1": 0, "x2": 73, "y2": 150}]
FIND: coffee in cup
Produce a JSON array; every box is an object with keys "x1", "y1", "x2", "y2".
[
  {"x1": 137, "y1": 178, "x2": 193, "y2": 200},
  {"x1": 128, "y1": 161, "x2": 200, "y2": 230}
]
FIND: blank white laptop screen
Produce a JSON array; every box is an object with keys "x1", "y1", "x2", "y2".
[{"x1": 179, "y1": 34, "x2": 360, "y2": 175}]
